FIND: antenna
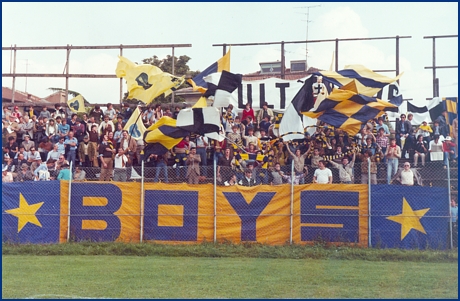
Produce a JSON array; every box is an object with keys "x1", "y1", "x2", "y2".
[{"x1": 295, "y1": 4, "x2": 321, "y2": 71}]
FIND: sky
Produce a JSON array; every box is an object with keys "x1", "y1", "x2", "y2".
[{"x1": 2, "y1": 2, "x2": 458, "y2": 107}]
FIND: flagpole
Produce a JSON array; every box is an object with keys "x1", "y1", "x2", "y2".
[{"x1": 127, "y1": 105, "x2": 148, "y2": 151}]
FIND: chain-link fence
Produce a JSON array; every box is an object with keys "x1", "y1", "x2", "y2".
[{"x1": 2, "y1": 158, "x2": 457, "y2": 248}]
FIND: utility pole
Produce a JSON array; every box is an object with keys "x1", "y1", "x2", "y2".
[
  {"x1": 296, "y1": 4, "x2": 320, "y2": 70},
  {"x1": 25, "y1": 59, "x2": 30, "y2": 93}
]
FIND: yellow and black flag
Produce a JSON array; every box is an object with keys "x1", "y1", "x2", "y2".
[
  {"x1": 115, "y1": 56, "x2": 184, "y2": 104},
  {"x1": 67, "y1": 94, "x2": 85, "y2": 113}
]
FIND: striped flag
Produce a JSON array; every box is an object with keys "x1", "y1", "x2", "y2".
[
  {"x1": 303, "y1": 89, "x2": 398, "y2": 136},
  {"x1": 279, "y1": 75, "x2": 316, "y2": 141},
  {"x1": 176, "y1": 107, "x2": 221, "y2": 135},
  {"x1": 143, "y1": 117, "x2": 189, "y2": 156},
  {"x1": 203, "y1": 70, "x2": 242, "y2": 108},
  {"x1": 187, "y1": 49, "x2": 231, "y2": 94}
]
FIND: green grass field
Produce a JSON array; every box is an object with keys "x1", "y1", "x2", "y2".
[{"x1": 2, "y1": 255, "x2": 458, "y2": 299}]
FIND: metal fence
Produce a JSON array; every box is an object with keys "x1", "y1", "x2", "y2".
[{"x1": 2, "y1": 158, "x2": 457, "y2": 248}]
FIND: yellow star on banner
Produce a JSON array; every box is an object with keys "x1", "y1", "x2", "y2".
[
  {"x1": 5, "y1": 193, "x2": 44, "y2": 233},
  {"x1": 386, "y1": 197, "x2": 430, "y2": 240}
]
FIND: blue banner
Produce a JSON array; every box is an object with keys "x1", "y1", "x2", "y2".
[
  {"x1": 370, "y1": 185, "x2": 449, "y2": 249},
  {"x1": 2, "y1": 182, "x2": 61, "y2": 243}
]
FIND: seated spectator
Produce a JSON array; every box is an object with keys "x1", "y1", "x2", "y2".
[
  {"x1": 44, "y1": 141, "x2": 60, "y2": 165},
  {"x1": 46, "y1": 118, "x2": 59, "y2": 143},
  {"x1": 16, "y1": 163, "x2": 34, "y2": 182},
  {"x1": 224, "y1": 173, "x2": 238, "y2": 186},
  {"x1": 73, "y1": 166, "x2": 86, "y2": 181},
  {"x1": 57, "y1": 163, "x2": 72, "y2": 180},
  {"x1": 56, "y1": 155, "x2": 70, "y2": 171},
  {"x1": 13, "y1": 153, "x2": 27, "y2": 171},
  {"x1": 429, "y1": 135, "x2": 444, "y2": 162},
  {"x1": 416, "y1": 119, "x2": 432, "y2": 145},
  {"x1": 2, "y1": 165, "x2": 13, "y2": 183},
  {"x1": 413, "y1": 134, "x2": 429, "y2": 167},
  {"x1": 27, "y1": 147, "x2": 42, "y2": 171},
  {"x1": 38, "y1": 137, "x2": 53, "y2": 162},
  {"x1": 390, "y1": 162, "x2": 423, "y2": 186},
  {"x1": 21, "y1": 134, "x2": 34, "y2": 152}
]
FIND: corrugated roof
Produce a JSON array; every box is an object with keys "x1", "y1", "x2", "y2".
[{"x1": 2, "y1": 87, "x2": 47, "y2": 103}]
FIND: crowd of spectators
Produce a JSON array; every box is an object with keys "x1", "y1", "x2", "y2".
[{"x1": 2, "y1": 102, "x2": 457, "y2": 186}]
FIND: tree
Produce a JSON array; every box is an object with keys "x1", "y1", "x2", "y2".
[{"x1": 122, "y1": 55, "x2": 200, "y2": 105}]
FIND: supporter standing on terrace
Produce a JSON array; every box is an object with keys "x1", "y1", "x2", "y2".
[
  {"x1": 186, "y1": 147, "x2": 201, "y2": 184},
  {"x1": 385, "y1": 138, "x2": 401, "y2": 184},
  {"x1": 78, "y1": 135, "x2": 96, "y2": 167},
  {"x1": 217, "y1": 147, "x2": 233, "y2": 183},
  {"x1": 285, "y1": 141, "x2": 309, "y2": 184},
  {"x1": 313, "y1": 160, "x2": 332, "y2": 184},
  {"x1": 358, "y1": 150, "x2": 380, "y2": 184},
  {"x1": 98, "y1": 134, "x2": 116, "y2": 181},
  {"x1": 242, "y1": 103, "x2": 255, "y2": 123},
  {"x1": 113, "y1": 148, "x2": 128, "y2": 182},
  {"x1": 328, "y1": 151, "x2": 356, "y2": 184}
]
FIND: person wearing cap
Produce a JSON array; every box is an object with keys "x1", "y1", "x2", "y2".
[
  {"x1": 16, "y1": 163, "x2": 34, "y2": 182},
  {"x1": 257, "y1": 101, "x2": 274, "y2": 126},
  {"x1": 11, "y1": 106, "x2": 22, "y2": 119},
  {"x1": 57, "y1": 163, "x2": 71, "y2": 180},
  {"x1": 390, "y1": 162, "x2": 422, "y2": 186},
  {"x1": 416, "y1": 119, "x2": 433, "y2": 145},
  {"x1": 2, "y1": 165, "x2": 13, "y2": 183},
  {"x1": 21, "y1": 134, "x2": 34, "y2": 152},
  {"x1": 77, "y1": 135, "x2": 96, "y2": 168},
  {"x1": 442, "y1": 136, "x2": 456, "y2": 168}
]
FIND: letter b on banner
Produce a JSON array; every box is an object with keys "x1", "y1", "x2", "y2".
[{"x1": 70, "y1": 183, "x2": 122, "y2": 241}]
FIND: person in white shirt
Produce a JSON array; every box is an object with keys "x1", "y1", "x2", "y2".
[
  {"x1": 113, "y1": 148, "x2": 128, "y2": 182},
  {"x1": 390, "y1": 162, "x2": 423, "y2": 186},
  {"x1": 313, "y1": 160, "x2": 333, "y2": 184}
]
